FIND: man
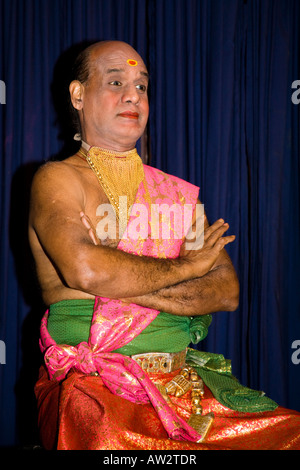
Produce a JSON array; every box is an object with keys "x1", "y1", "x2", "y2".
[
  {"x1": 29, "y1": 41, "x2": 238, "y2": 312},
  {"x1": 29, "y1": 41, "x2": 300, "y2": 450}
]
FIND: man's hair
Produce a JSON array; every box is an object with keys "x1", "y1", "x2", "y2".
[{"x1": 69, "y1": 46, "x2": 91, "y2": 134}]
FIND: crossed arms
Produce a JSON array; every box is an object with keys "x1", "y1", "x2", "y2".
[{"x1": 29, "y1": 161, "x2": 239, "y2": 316}]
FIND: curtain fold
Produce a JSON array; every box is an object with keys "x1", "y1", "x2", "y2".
[
  {"x1": 243, "y1": 0, "x2": 300, "y2": 407},
  {"x1": 0, "y1": 0, "x2": 299, "y2": 447}
]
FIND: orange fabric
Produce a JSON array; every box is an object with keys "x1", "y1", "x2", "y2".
[{"x1": 35, "y1": 366, "x2": 300, "y2": 450}]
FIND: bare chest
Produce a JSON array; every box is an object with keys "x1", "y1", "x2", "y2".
[{"x1": 81, "y1": 170, "x2": 122, "y2": 248}]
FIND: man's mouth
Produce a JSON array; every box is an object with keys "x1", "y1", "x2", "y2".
[{"x1": 118, "y1": 111, "x2": 139, "y2": 120}]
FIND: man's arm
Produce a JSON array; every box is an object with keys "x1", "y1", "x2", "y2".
[
  {"x1": 81, "y1": 200, "x2": 239, "y2": 316},
  {"x1": 29, "y1": 163, "x2": 235, "y2": 300},
  {"x1": 122, "y1": 251, "x2": 239, "y2": 316}
]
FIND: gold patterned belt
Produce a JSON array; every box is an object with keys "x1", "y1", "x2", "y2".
[
  {"x1": 131, "y1": 349, "x2": 187, "y2": 374},
  {"x1": 131, "y1": 348, "x2": 214, "y2": 441}
]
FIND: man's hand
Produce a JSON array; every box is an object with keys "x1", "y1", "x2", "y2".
[
  {"x1": 80, "y1": 212, "x2": 100, "y2": 246},
  {"x1": 181, "y1": 218, "x2": 235, "y2": 277}
]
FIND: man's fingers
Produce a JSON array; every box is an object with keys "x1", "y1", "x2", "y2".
[
  {"x1": 80, "y1": 211, "x2": 100, "y2": 245},
  {"x1": 204, "y1": 219, "x2": 226, "y2": 241},
  {"x1": 205, "y1": 221, "x2": 231, "y2": 245},
  {"x1": 80, "y1": 211, "x2": 92, "y2": 230},
  {"x1": 88, "y1": 228, "x2": 100, "y2": 246},
  {"x1": 214, "y1": 235, "x2": 236, "y2": 250},
  {"x1": 203, "y1": 217, "x2": 236, "y2": 253}
]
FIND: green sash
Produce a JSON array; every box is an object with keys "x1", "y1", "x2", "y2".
[{"x1": 47, "y1": 299, "x2": 278, "y2": 413}]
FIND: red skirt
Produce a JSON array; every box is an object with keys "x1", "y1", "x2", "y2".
[{"x1": 35, "y1": 366, "x2": 300, "y2": 450}]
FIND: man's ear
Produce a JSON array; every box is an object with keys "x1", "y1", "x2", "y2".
[{"x1": 69, "y1": 80, "x2": 85, "y2": 110}]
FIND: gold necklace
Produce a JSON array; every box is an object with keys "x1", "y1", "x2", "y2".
[{"x1": 78, "y1": 146, "x2": 145, "y2": 222}]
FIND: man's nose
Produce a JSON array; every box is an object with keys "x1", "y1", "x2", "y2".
[{"x1": 121, "y1": 85, "x2": 140, "y2": 104}]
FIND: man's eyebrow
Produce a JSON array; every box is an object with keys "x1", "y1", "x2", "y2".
[
  {"x1": 140, "y1": 71, "x2": 149, "y2": 80},
  {"x1": 105, "y1": 68, "x2": 125, "y2": 74}
]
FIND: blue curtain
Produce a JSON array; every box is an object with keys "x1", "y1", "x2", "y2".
[
  {"x1": 0, "y1": 0, "x2": 299, "y2": 447},
  {"x1": 148, "y1": 0, "x2": 300, "y2": 406}
]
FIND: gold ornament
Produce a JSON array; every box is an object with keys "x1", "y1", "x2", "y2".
[
  {"x1": 154, "y1": 383, "x2": 172, "y2": 403},
  {"x1": 165, "y1": 374, "x2": 192, "y2": 397},
  {"x1": 78, "y1": 146, "x2": 145, "y2": 224},
  {"x1": 188, "y1": 412, "x2": 215, "y2": 442},
  {"x1": 164, "y1": 365, "x2": 214, "y2": 442}
]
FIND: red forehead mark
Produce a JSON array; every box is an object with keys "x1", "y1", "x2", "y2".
[{"x1": 127, "y1": 59, "x2": 138, "y2": 66}]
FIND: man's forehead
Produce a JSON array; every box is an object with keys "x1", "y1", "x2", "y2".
[{"x1": 88, "y1": 43, "x2": 147, "y2": 76}]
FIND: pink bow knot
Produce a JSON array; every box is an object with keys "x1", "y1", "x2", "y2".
[{"x1": 44, "y1": 342, "x2": 98, "y2": 381}]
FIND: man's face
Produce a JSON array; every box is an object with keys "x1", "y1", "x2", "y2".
[{"x1": 77, "y1": 43, "x2": 149, "y2": 151}]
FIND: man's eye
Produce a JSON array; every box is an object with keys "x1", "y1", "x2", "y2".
[
  {"x1": 109, "y1": 81, "x2": 122, "y2": 86},
  {"x1": 136, "y1": 84, "x2": 147, "y2": 93}
]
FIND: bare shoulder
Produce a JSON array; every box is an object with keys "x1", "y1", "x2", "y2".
[
  {"x1": 29, "y1": 159, "x2": 86, "y2": 227},
  {"x1": 32, "y1": 159, "x2": 81, "y2": 189},
  {"x1": 31, "y1": 159, "x2": 86, "y2": 203}
]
